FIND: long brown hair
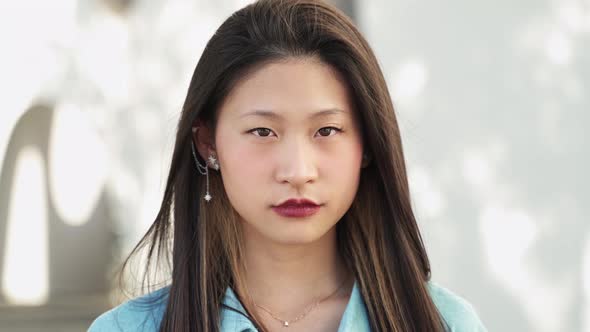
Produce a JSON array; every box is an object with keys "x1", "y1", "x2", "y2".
[{"x1": 118, "y1": 0, "x2": 448, "y2": 331}]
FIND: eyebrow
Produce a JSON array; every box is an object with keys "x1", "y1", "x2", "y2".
[{"x1": 239, "y1": 108, "x2": 347, "y2": 120}]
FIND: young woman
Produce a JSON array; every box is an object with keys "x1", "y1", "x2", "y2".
[{"x1": 89, "y1": 0, "x2": 487, "y2": 331}]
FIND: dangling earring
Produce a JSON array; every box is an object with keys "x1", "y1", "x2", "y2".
[
  {"x1": 190, "y1": 131, "x2": 219, "y2": 202},
  {"x1": 208, "y1": 154, "x2": 220, "y2": 171}
]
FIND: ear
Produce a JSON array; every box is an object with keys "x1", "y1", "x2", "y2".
[{"x1": 191, "y1": 121, "x2": 216, "y2": 162}]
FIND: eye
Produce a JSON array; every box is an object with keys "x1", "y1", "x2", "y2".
[
  {"x1": 248, "y1": 127, "x2": 276, "y2": 137},
  {"x1": 246, "y1": 127, "x2": 342, "y2": 138},
  {"x1": 316, "y1": 126, "x2": 342, "y2": 137}
]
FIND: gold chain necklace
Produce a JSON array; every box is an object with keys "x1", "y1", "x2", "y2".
[{"x1": 252, "y1": 276, "x2": 349, "y2": 328}]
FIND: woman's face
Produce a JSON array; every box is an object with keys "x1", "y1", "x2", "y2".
[{"x1": 213, "y1": 57, "x2": 364, "y2": 245}]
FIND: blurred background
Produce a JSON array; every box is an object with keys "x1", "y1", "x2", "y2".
[{"x1": 0, "y1": 0, "x2": 588, "y2": 331}]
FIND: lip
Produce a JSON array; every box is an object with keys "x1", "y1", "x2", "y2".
[{"x1": 272, "y1": 198, "x2": 322, "y2": 218}]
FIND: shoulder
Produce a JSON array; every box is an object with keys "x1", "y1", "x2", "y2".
[
  {"x1": 426, "y1": 281, "x2": 487, "y2": 332},
  {"x1": 88, "y1": 286, "x2": 170, "y2": 332}
]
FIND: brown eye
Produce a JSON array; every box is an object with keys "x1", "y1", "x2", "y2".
[
  {"x1": 317, "y1": 127, "x2": 341, "y2": 137},
  {"x1": 249, "y1": 128, "x2": 274, "y2": 137}
]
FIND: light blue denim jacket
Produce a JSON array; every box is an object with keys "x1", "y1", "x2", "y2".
[{"x1": 88, "y1": 280, "x2": 487, "y2": 331}]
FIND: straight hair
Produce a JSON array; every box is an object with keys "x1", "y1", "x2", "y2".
[{"x1": 119, "y1": 0, "x2": 448, "y2": 331}]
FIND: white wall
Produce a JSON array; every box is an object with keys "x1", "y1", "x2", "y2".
[
  {"x1": 0, "y1": 0, "x2": 248, "y2": 329},
  {"x1": 357, "y1": 1, "x2": 589, "y2": 331}
]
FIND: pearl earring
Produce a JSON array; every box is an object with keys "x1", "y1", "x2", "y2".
[{"x1": 190, "y1": 130, "x2": 219, "y2": 202}]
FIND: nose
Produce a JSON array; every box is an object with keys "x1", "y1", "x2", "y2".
[{"x1": 275, "y1": 137, "x2": 318, "y2": 188}]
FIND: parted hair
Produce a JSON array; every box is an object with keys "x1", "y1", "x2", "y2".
[{"x1": 119, "y1": 0, "x2": 448, "y2": 331}]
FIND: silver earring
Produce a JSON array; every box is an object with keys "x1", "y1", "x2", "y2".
[
  {"x1": 208, "y1": 154, "x2": 220, "y2": 170},
  {"x1": 190, "y1": 135, "x2": 218, "y2": 202}
]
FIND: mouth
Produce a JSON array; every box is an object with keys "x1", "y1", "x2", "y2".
[
  {"x1": 272, "y1": 199, "x2": 322, "y2": 218},
  {"x1": 272, "y1": 204, "x2": 321, "y2": 218}
]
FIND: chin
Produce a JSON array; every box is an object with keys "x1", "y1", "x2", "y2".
[
  {"x1": 274, "y1": 234, "x2": 322, "y2": 245},
  {"x1": 268, "y1": 223, "x2": 336, "y2": 246},
  {"x1": 240, "y1": 212, "x2": 339, "y2": 246}
]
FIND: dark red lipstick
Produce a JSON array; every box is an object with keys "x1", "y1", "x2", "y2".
[{"x1": 272, "y1": 198, "x2": 321, "y2": 218}]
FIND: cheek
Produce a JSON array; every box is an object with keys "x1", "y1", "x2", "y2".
[
  {"x1": 218, "y1": 139, "x2": 269, "y2": 204},
  {"x1": 223, "y1": 140, "x2": 269, "y2": 174},
  {"x1": 320, "y1": 140, "x2": 363, "y2": 208},
  {"x1": 322, "y1": 140, "x2": 363, "y2": 179}
]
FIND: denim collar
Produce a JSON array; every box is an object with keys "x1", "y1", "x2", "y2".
[{"x1": 220, "y1": 280, "x2": 371, "y2": 332}]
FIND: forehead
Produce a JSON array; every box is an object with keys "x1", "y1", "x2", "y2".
[{"x1": 218, "y1": 58, "x2": 354, "y2": 119}]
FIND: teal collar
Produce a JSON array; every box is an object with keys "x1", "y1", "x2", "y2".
[{"x1": 220, "y1": 280, "x2": 371, "y2": 332}]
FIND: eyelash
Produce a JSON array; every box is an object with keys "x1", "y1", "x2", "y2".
[{"x1": 247, "y1": 126, "x2": 343, "y2": 138}]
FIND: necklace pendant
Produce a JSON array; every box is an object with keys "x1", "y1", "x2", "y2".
[{"x1": 283, "y1": 321, "x2": 289, "y2": 327}]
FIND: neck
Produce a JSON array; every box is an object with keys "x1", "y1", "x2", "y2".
[{"x1": 241, "y1": 225, "x2": 351, "y2": 315}]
